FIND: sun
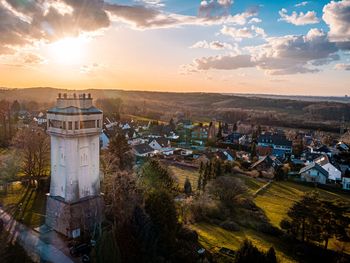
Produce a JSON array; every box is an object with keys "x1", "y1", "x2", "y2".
[{"x1": 49, "y1": 37, "x2": 87, "y2": 65}]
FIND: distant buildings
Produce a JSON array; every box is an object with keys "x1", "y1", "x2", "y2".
[{"x1": 257, "y1": 132, "x2": 292, "y2": 158}]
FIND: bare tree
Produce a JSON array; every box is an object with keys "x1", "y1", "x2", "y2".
[
  {"x1": 103, "y1": 171, "x2": 143, "y2": 228},
  {"x1": 13, "y1": 128, "x2": 50, "y2": 186}
]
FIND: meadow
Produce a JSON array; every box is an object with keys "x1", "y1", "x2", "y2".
[{"x1": 169, "y1": 165, "x2": 350, "y2": 262}]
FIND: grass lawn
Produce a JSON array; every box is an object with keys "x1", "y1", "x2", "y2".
[
  {"x1": 168, "y1": 166, "x2": 350, "y2": 261},
  {"x1": 254, "y1": 180, "x2": 350, "y2": 253},
  {"x1": 0, "y1": 182, "x2": 47, "y2": 228},
  {"x1": 169, "y1": 165, "x2": 200, "y2": 191},
  {"x1": 255, "y1": 181, "x2": 350, "y2": 228},
  {"x1": 123, "y1": 114, "x2": 167, "y2": 124},
  {"x1": 191, "y1": 222, "x2": 297, "y2": 263}
]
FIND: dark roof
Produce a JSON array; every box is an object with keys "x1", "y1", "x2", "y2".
[
  {"x1": 133, "y1": 143, "x2": 154, "y2": 155},
  {"x1": 47, "y1": 106, "x2": 102, "y2": 115},
  {"x1": 258, "y1": 133, "x2": 292, "y2": 147},
  {"x1": 153, "y1": 137, "x2": 169, "y2": 147},
  {"x1": 299, "y1": 162, "x2": 328, "y2": 176},
  {"x1": 251, "y1": 155, "x2": 282, "y2": 169},
  {"x1": 315, "y1": 145, "x2": 331, "y2": 153}
]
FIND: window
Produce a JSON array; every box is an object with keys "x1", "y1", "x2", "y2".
[
  {"x1": 63, "y1": 121, "x2": 66, "y2": 130},
  {"x1": 75, "y1": 121, "x2": 79, "y2": 130},
  {"x1": 49, "y1": 119, "x2": 63, "y2": 128},
  {"x1": 80, "y1": 120, "x2": 95, "y2": 129},
  {"x1": 68, "y1": 121, "x2": 72, "y2": 130},
  {"x1": 97, "y1": 119, "x2": 100, "y2": 128}
]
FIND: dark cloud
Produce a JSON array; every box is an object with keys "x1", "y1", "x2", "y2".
[
  {"x1": 184, "y1": 28, "x2": 339, "y2": 75},
  {"x1": 0, "y1": 0, "x2": 110, "y2": 54}
]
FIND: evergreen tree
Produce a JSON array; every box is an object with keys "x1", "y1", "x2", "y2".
[
  {"x1": 251, "y1": 142, "x2": 257, "y2": 159},
  {"x1": 169, "y1": 118, "x2": 176, "y2": 131},
  {"x1": 233, "y1": 122, "x2": 237, "y2": 132},
  {"x1": 197, "y1": 173, "x2": 202, "y2": 191},
  {"x1": 203, "y1": 162, "x2": 210, "y2": 190},
  {"x1": 108, "y1": 133, "x2": 133, "y2": 170},
  {"x1": 285, "y1": 192, "x2": 322, "y2": 242},
  {"x1": 141, "y1": 159, "x2": 175, "y2": 191},
  {"x1": 199, "y1": 161, "x2": 204, "y2": 175},
  {"x1": 234, "y1": 240, "x2": 276, "y2": 263},
  {"x1": 184, "y1": 177, "x2": 192, "y2": 195},
  {"x1": 265, "y1": 247, "x2": 277, "y2": 263},
  {"x1": 217, "y1": 122, "x2": 223, "y2": 139},
  {"x1": 145, "y1": 189, "x2": 178, "y2": 255}
]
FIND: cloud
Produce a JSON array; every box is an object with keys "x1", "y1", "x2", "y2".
[
  {"x1": 323, "y1": 0, "x2": 350, "y2": 44},
  {"x1": 80, "y1": 62, "x2": 104, "y2": 74},
  {"x1": 0, "y1": 0, "x2": 110, "y2": 55},
  {"x1": 220, "y1": 25, "x2": 266, "y2": 41},
  {"x1": 106, "y1": 3, "x2": 257, "y2": 29},
  {"x1": 190, "y1": 40, "x2": 235, "y2": 50},
  {"x1": 191, "y1": 54, "x2": 255, "y2": 70},
  {"x1": 138, "y1": 1, "x2": 165, "y2": 7},
  {"x1": 0, "y1": 0, "x2": 262, "y2": 56},
  {"x1": 198, "y1": 0, "x2": 233, "y2": 17},
  {"x1": 295, "y1": 2, "x2": 309, "y2": 8},
  {"x1": 248, "y1": 17, "x2": 262, "y2": 24},
  {"x1": 184, "y1": 28, "x2": 339, "y2": 75},
  {"x1": 334, "y1": 63, "x2": 350, "y2": 70},
  {"x1": 279, "y1": 8, "x2": 319, "y2": 25},
  {"x1": 22, "y1": 53, "x2": 46, "y2": 64}
]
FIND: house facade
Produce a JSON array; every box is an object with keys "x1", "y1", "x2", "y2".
[{"x1": 299, "y1": 163, "x2": 328, "y2": 184}]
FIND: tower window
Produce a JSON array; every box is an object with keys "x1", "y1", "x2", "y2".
[
  {"x1": 68, "y1": 121, "x2": 72, "y2": 130},
  {"x1": 63, "y1": 121, "x2": 66, "y2": 130},
  {"x1": 80, "y1": 120, "x2": 95, "y2": 129},
  {"x1": 97, "y1": 119, "x2": 100, "y2": 128},
  {"x1": 75, "y1": 121, "x2": 79, "y2": 130}
]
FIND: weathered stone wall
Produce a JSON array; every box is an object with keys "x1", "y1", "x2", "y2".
[{"x1": 46, "y1": 196, "x2": 104, "y2": 238}]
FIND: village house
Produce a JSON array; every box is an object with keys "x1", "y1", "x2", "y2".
[
  {"x1": 250, "y1": 155, "x2": 282, "y2": 174},
  {"x1": 299, "y1": 162, "x2": 328, "y2": 184},
  {"x1": 33, "y1": 112, "x2": 47, "y2": 126},
  {"x1": 133, "y1": 143, "x2": 155, "y2": 157},
  {"x1": 149, "y1": 137, "x2": 171, "y2": 151},
  {"x1": 314, "y1": 155, "x2": 342, "y2": 182},
  {"x1": 257, "y1": 132, "x2": 292, "y2": 158}
]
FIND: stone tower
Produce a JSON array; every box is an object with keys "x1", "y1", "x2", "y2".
[{"x1": 45, "y1": 93, "x2": 103, "y2": 238}]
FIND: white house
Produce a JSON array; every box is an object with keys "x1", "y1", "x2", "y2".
[
  {"x1": 299, "y1": 163, "x2": 328, "y2": 184},
  {"x1": 314, "y1": 155, "x2": 342, "y2": 182},
  {"x1": 34, "y1": 112, "x2": 47, "y2": 125},
  {"x1": 149, "y1": 137, "x2": 170, "y2": 151}
]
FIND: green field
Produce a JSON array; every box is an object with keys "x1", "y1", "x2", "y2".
[
  {"x1": 192, "y1": 223, "x2": 296, "y2": 263},
  {"x1": 169, "y1": 166, "x2": 350, "y2": 262},
  {"x1": 0, "y1": 182, "x2": 47, "y2": 228}
]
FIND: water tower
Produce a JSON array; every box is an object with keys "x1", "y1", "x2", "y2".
[{"x1": 45, "y1": 93, "x2": 103, "y2": 238}]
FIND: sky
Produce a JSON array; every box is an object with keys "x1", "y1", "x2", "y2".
[{"x1": 0, "y1": 0, "x2": 349, "y2": 96}]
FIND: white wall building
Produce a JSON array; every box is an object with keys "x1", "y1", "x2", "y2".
[{"x1": 46, "y1": 93, "x2": 103, "y2": 237}]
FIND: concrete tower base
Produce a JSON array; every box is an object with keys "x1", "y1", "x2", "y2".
[{"x1": 45, "y1": 195, "x2": 104, "y2": 238}]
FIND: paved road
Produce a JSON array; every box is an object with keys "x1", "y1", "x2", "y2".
[{"x1": 0, "y1": 208, "x2": 74, "y2": 263}]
